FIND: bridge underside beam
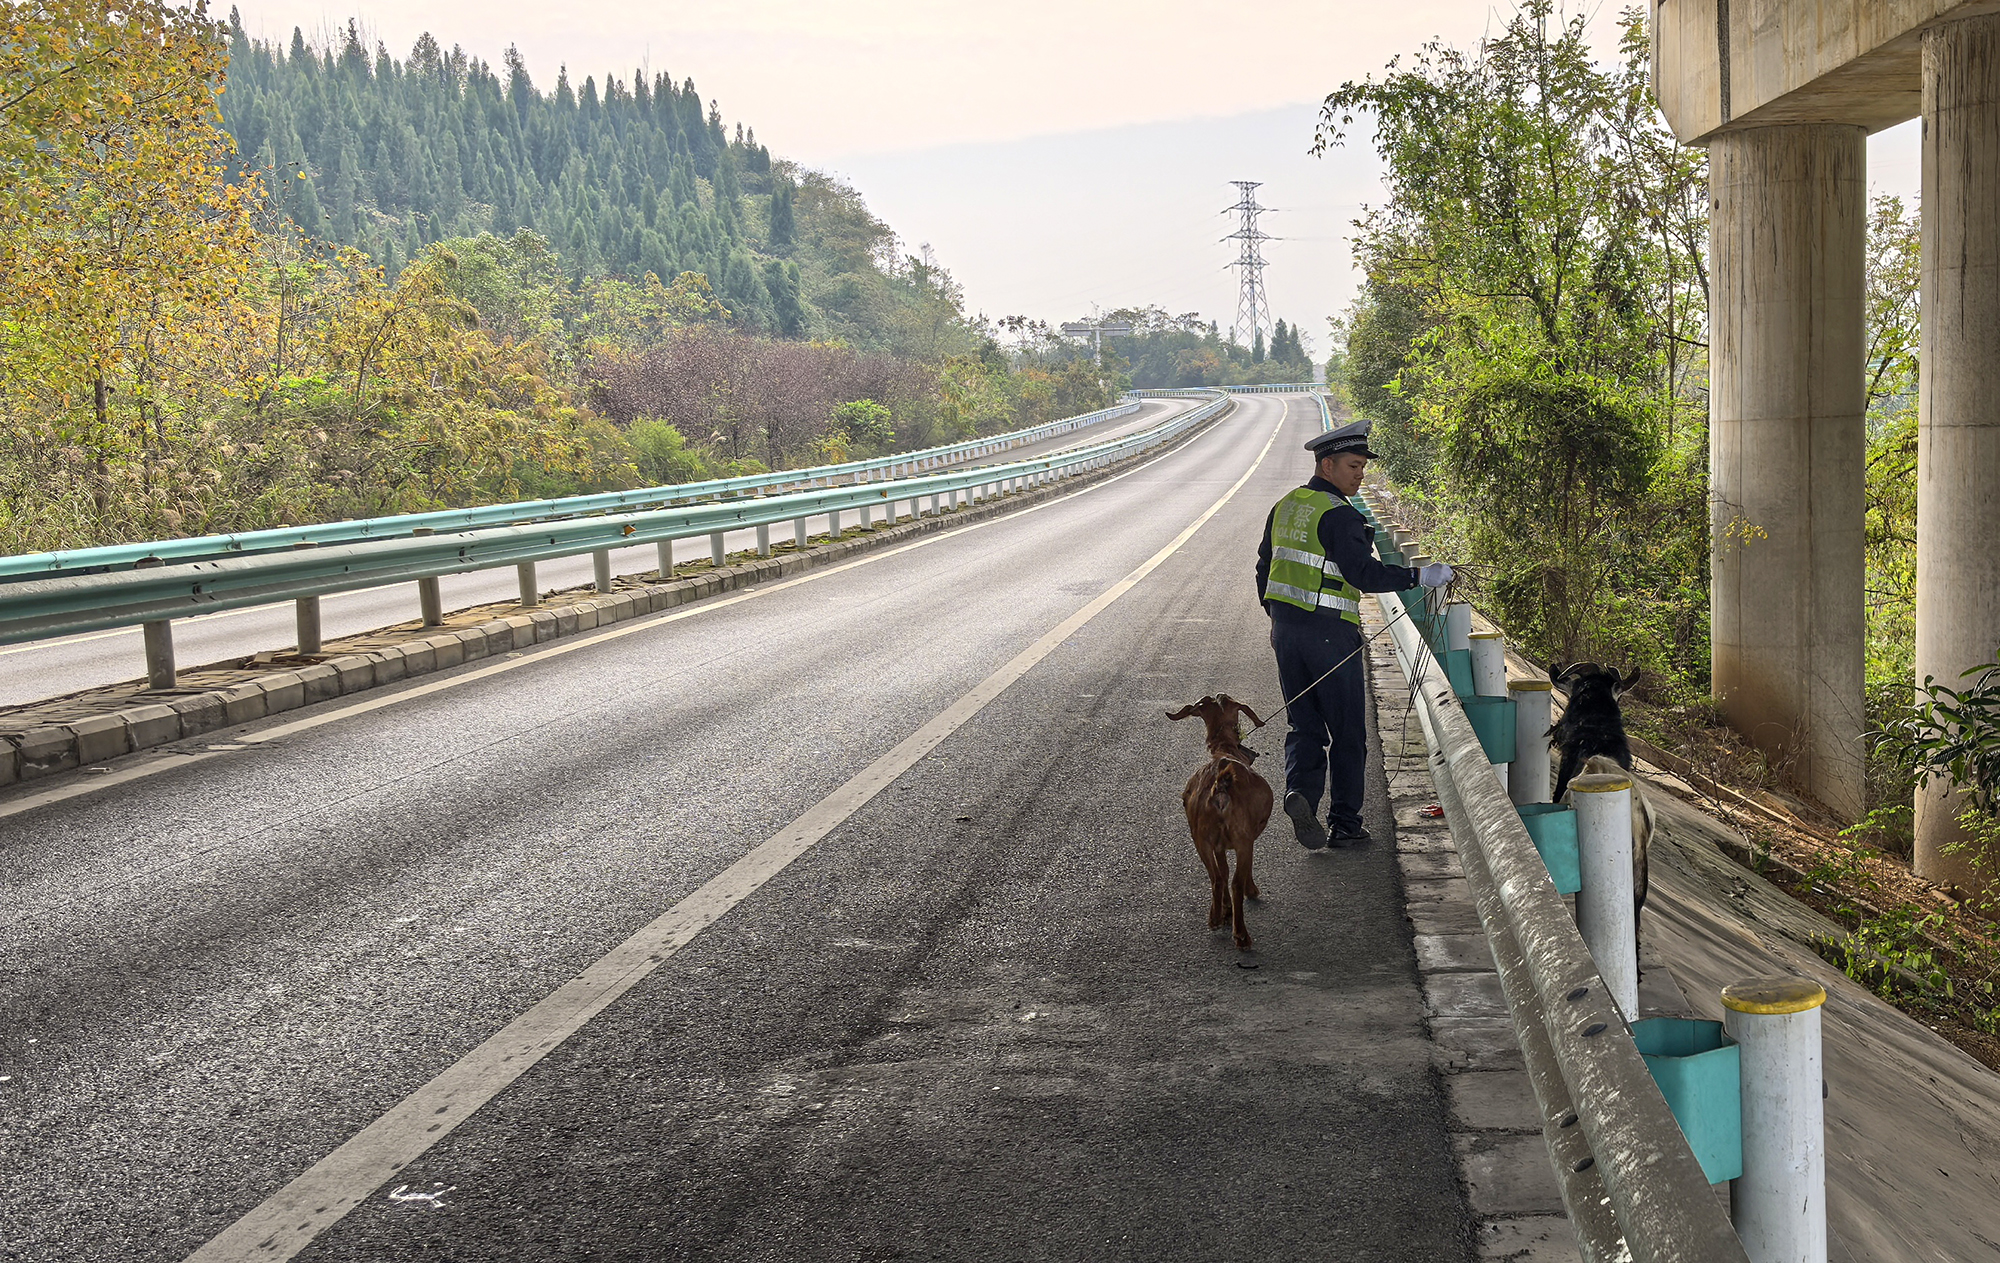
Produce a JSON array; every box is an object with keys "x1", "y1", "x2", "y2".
[{"x1": 1709, "y1": 123, "x2": 1867, "y2": 820}]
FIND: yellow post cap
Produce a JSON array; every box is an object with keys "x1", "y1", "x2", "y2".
[
  {"x1": 1470, "y1": 631, "x2": 1503, "y2": 640},
  {"x1": 1509, "y1": 679, "x2": 1554, "y2": 692},
  {"x1": 1721, "y1": 977, "x2": 1827, "y2": 1015},
  {"x1": 1569, "y1": 772, "x2": 1632, "y2": 793}
]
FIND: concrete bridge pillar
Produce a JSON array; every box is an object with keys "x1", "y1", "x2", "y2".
[
  {"x1": 1916, "y1": 15, "x2": 2000, "y2": 884},
  {"x1": 1709, "y1": 124, "x2": 1867, "y2": 820}
]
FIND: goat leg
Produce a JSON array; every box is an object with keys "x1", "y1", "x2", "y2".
[
  {"x1": 1230, "y1": 854, "x2": 1253, "y2": 951},
  {"x1": 1552, "y1": 747, "x2": 1584, "y2": 803}
]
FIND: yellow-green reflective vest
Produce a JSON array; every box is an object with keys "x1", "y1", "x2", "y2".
[{"x1": 1264, "y1": 487, "x2": 1362, "y2": 623}]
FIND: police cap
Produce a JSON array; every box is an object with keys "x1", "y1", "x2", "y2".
[{"x1": 1305, "y1": 417, "x2": 1378, "y2": 460}]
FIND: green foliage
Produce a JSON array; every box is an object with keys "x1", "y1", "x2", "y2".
[
  {"x1": 626, "y1": 418, "x2": 708, "y2": 485},
  {"x1": 1873, "y1": 655, "x2": 2000, "y2": 817},
  {"x1": 1321, "y1": 3, "x2": 1709, "y2": 674},
  {"x1": 830, "y1": 398, "x2": 893, "y2": 447}
]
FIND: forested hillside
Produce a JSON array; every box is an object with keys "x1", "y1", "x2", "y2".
[
  {"x1": 0, "y1": 3, "x2": 1116, "y2": 556},
  {"x1": 221, "y1": 15, "x2": 936, "y2": 351}
]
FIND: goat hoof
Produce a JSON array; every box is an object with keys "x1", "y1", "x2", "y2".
[{"x1": 1234, "y1": 937, "x2": 1254, "y2": 952}]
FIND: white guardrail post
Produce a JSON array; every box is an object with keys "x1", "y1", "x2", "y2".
[
  {"x1": 1509, "y1": 678, "x2": 1553, "y2": 805},
  {"x1": 1470, "y1": 629, "x2": 1510, "y2": 793},
  {"x1": 1446, "y1": 602, "x2": 1472, "y2": 653},
  {"x1": 1572, "y1": 771, "x2": 1640, "y2": 1020},
  {"x1": 1722, "y1": 979, "x2": 1828, "y2": 1263},
  {"x1": 519, "y1": 561, "x2": 539, "y2": 606}
]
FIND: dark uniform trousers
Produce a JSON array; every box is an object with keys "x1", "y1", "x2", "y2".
[{"x1": 1269, "y1": 613, "x2": 1367, "y2": 836}]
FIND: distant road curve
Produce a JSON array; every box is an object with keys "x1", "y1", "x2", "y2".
[{"x1": 5, "y1": 400, "x2": 1186, "y2": 710}]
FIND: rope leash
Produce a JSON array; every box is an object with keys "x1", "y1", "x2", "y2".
[{"x1": 1244, "y1": 594, "x2": 1432, "y2": 728}]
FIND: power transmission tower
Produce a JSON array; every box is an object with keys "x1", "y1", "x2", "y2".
[{"x1": 1222, "y1": 180, "x2": 1274, "y2": 351}]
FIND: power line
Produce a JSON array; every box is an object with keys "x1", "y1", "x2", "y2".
[{"x1": 1221, "y1": 180, "x2": 1274, "y2": 349}]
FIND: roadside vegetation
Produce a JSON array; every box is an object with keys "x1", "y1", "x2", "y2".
[
  {"x1": 1328, "y1": 1, "x2": 2000, "y2": 1059},
  {"x1": 0, "y1": 1, "x2": 1122, "y2": 556}
]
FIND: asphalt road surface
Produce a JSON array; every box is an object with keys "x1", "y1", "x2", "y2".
[
  {"x1": 0, "y1": 393, "x2": 1475, "y2": 1262},
  {"x1": 0, "y1": 399, "x2": 1188, "y2": 710}
]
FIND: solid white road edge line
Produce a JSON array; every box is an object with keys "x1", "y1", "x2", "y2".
[
  {"x1": 0, "y1": 398, "x2": 1237, "y2": 823},
  {"x1": 181, "y1": 409, "x2": 1286, "y2": 1263}
]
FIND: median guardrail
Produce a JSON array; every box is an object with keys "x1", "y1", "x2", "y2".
[
  {"x1": 0, "y1": 393, "x2": 1233, "y2": 686},
  {"x1": 1, "y1": 400, "x2": 1152, "y2": 582},
  {"x1": 1357, "y1": 491, "x2": 1754, "y2": 1263}
]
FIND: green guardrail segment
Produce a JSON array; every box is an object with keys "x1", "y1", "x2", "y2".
[
  {"x1": 0, "y1": 395, "x2": 1230, "y2": 645},
  {"x1": 1516, "y1": 803, "x2": 1582, "y2": 893},
  {"x1": 1461, "y1": 695, "x2": 1516, "y2": 761},
  {"x1": 0, "y1": 397, "x2": 1159, "y2": 582},
  {"x1": 1633, "y1": 1018, "x2": 1744, "y2": 1184},
  {"x1": 1445, "y1": 647, "x2": 1476, "y2": 696}
]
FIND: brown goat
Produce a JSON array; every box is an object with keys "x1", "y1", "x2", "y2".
[{"x1": 1167, "y1": 694, "x2": 1274, "y2": 951}]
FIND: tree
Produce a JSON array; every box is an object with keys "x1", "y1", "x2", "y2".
[
  {"x1": 0, "y1": 0, "x2": 260, "y2": 521},
  {"x1": 1318, "y1": 1, "x2": 1707, "y2": 668}
]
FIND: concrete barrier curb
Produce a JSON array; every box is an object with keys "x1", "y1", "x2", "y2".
[{"x1": 0, "y1": 402, "x2": 1230, "y2": 785}]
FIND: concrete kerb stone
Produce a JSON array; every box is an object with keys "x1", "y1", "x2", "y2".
[
  {"x1": 14, "y1": 726, "x2": 76, "y2": 776},
  {"x1": 65, "y1": 713, "x2": 131, "y2": 764},
  {"x1": 1362, "y1": 598, "x2": 1576, "y2": 1259},
  {"x1": 0, "y1": 408, "x2": 1229, "y2": 787},
  {"x1": 122, "y1": 703, "x2": 182, "y2": 751},
  {"x1": 218, "y1": 682, "x2": 269, "y2": 726}
]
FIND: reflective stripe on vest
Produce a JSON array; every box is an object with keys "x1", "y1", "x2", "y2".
[{"x1": 1263, "y1": 487, "x2": 1361, "y2": 623}]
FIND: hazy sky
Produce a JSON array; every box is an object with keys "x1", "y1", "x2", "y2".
[{"x1": 231, "y1": 1, "x2": 1923, "y2": 351}]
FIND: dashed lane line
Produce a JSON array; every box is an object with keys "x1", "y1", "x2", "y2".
[{"x1": 181, "y1": 409, "x2": 1286, "y2": 1263}]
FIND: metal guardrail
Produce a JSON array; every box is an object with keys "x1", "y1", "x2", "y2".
[
  {"x1": 1360, "y1": 495, "x2": 1751, "y2": 1263},
  {"x1": 0, "y1": 394, "x2": 1232, "y2": 649},
  {"x1": 0, "y1": 401, "x2": 1150, "y2": 582}
]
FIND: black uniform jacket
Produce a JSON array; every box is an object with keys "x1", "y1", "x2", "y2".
[{"x1": 1255, "y1": 475, "x2": 1419, "y2": 627}]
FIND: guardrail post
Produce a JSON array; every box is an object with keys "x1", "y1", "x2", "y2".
[
  {"x1": 1509, "y1": 679, "x2": 1553, "y2": 805},
  {"x1": 409, "y1": 528, "x2": 445, "y2": 626},
  {"x1": 828, "y1": 507, "x2": 842, "y2": 536},
  {"x1": 519, "y1": 561, "x2": 540, "y2": 606},
  {"x1": 142, "y1": 618, "x2": 176, "y2": 688},
  {"x1": 1470, "y1": 631, "x2": 1507, "y2": 696},
  {"x1": 132, "y1": 553, "x2": 177, "y2": 688},
  {"x1": 1446, "y1": 602, "x2": 1472, "y2": 654},
  {"x1": 755, "y1": 524, "x2": 771, "y2": 557},
  {"x1": 652, "y1": 541, "x2": 671, "y2": 581},
  {"x1": 710, "y1": 532, "x2": 726, "y2": 566},
  {"x1": 295, "y1": 596, "x2": 322, "y2": 655},
  {"x1": 593, "y1": 548, "x2": 614, "y2": 592},
  {"x1": 793, "y1": 518, "x2": 808, "y2": 549},
  {"x1": 1722, "y1": 978, "x2": 1828, "y2": 1263},
  {"x1": 1573, "y1": 771, "x2": 1640, "y2": 1020}
]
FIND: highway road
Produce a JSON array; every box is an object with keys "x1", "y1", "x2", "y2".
[
  {"x1": 0, "y1": 399, "x2": 1188, "y2": 711},
  {"x1": 0, "y1": 393, "x2": 1474, "y2": 1261}
]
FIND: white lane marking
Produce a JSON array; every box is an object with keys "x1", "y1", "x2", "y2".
[
  {"x1": 181, "y1": 409, "x2": 1285, "y2": 1263},
  {"x1": 0, "y1": 403, "x2": 1239, "y2": 822}
]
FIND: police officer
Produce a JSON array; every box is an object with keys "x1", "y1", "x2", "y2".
[{"x1": 1256, "y1": 419, "x2": 1453, "y2": 849}]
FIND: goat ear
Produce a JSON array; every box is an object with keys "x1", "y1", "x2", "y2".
[
  {"x1": 1165, "y1": 704, "x2": 1199, "y2": 721},
  {"x1": 1229, "y1": 698, "x2": 1268, "y2": 730},
  {"x1": 1549, "y1": 661, "x2": 1568, "y2": 683},
  {"x1": 1616, "y1": 668, "x2": 1644, "y2": 695}
]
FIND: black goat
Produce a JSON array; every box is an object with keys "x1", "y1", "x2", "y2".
[{"x1": 1547, "y1": 662, "x2": 1654, "y2": 931}]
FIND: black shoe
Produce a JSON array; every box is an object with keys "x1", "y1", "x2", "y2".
[
  {"x1": 1285, "y1": 792, "x2": 1329, "y2": 850},
  {"x1": 1328, "y1": 826, "x2": 1374, "y2": 848}
]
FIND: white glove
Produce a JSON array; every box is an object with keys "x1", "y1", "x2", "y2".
[{"x1": 1418, "y1": 562, "x2": 1454, "y2": 588}]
